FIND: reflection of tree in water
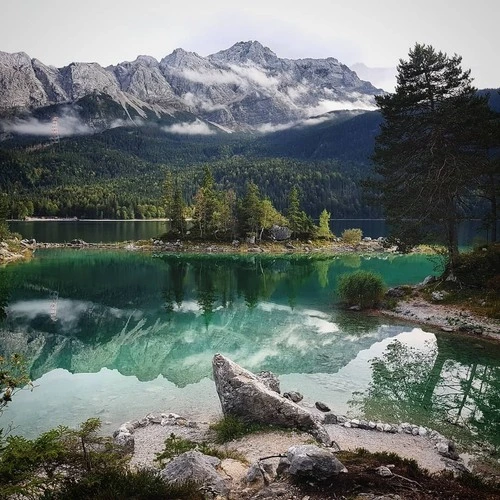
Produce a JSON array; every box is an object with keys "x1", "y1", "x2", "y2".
[
  {"x1": 162, "y1": 260, "x2": 188, "y2": 314},
  {"x1": 350, "y1": 338, "x2": 500, "y2": 451},
  {"x1": 0, "y1": 267, "x2": 10, "y2": 321},
  {"x1": 160, "y1": 255, "x2": 317, "y2": 321}
]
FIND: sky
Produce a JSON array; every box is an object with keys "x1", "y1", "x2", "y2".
[{"x1": 1, "y1": 0, "x2": 498, "y2": 90}]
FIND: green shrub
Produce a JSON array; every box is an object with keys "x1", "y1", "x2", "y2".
[
  {"x1": 44, "y1": 468, "x2": 204, "y2": 500},
  {"x1": 453, "y1": 244, "x2": 500, "y2": 289},
  {"x1": 155, "y1": 433, "x2": 245, "y2": 467},
  {"x1": 337, "y1": 271, "x2": 385, "y2": 309},
  {"x1": 210, "y1": 415, "x2": 268, "y2": 443},
  {"x1": 154, "y1": 433, "x2": 197, "y2": 465},
  {"x1": 341, "y1": 228, "x2": 362, "y2": 245}
]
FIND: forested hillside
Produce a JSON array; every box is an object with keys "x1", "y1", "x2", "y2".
[{"x1": 0, "y1": 110, "x2": 382, "y2": 219}]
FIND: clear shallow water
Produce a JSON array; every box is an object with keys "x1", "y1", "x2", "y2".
[{"x1": 0, "y1": 250, "x2": 499, "y2": 452}]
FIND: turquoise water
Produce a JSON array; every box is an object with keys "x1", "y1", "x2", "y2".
[{"x1": 0, "y1": 250, "x2": 499, "y2": 452}]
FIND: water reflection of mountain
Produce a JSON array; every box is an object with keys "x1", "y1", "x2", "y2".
[
  {"x1": 0, "y1": 299, "x2": 399, "y2": 386},
  {"x1": 0, "y1": 250, "x2": 436, "y2": 386}
]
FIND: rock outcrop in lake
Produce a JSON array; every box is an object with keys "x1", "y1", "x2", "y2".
[{"x1": 212, "y1": 353, "x2": 331, "y2": 445}]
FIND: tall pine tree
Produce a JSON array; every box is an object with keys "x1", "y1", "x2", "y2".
[{"x1": 372, "y1": 43, "x2": 491, "y2": 268}]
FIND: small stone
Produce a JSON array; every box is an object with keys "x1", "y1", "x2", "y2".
[
  {"x1": 315, "y1": 401, "x2": 331, "y2": 412},
  {"x1": 368, "y1": 421, "x2": 377, "y2": 429},
  {"x1": 418, "y1": 426, "x2": 428, "y2": 437},
  {"x1": 358, "y1": 419, "x2": 370, "y2": 430},
  {"x1": 283, "y1": 391, "x2": 303, "y2": 403},
  {"x1": 344, "y1": 422, "x2": 352, "y2": 428},
  {"x1": 351, "y1": 418, "x2": 360, "y2": 428},
  {"x1": 375, "y1": 465, "x2": 393, "y2": 477},
  {"x1": 376, "y1": 423, "x2": 384, "y2": 432},
  {"x1": 323, "y1": 413, "x2": 338, "y2": 425},
  {"x1": 337, "y1": 415, "x2": 348, "y2": 424},
  {"x1": 412, "y1": 427, "x2": 419, "y2": 436},
  {"x1": 383, "y1": 423, "x2": 392, "y2": 433},
  {"x1": 436, "y1": 441, "x2": 449, "y2": 456}
]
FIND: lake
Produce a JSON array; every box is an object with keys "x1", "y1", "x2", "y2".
[
  {"x1": 8, "y1": 219, "x2": 495, "y2": 245},
  {"x1": 1, "y1": 250, "x2": 499, "y2": 453}
]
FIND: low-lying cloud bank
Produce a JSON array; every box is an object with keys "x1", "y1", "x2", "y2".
[
  {"x1": 1, "y1": 110, "x2": 93, "y2": 137},
  {"x1": 162, "y1": 119, "x2": 216, "y2": 135}
]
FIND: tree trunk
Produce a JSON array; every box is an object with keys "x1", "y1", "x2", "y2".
[
  {"x1": 490, "y1": 173, "x2": 498, "y2": 242},
  {"x1": 446, "y1": 217, "x2": 460, "y2": 271}
]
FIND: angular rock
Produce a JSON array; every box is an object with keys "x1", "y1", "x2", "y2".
[
  {"x1": 160, "y1": 451, "x2": 228, "y2": 496},
  {"x1": 257, "y1": 371, "x2": 280, "y2": 393},
  {"x1": 277, "y1": 445, "x2": 347, "y2": 481},
  {"x1": 283, "y1": 391, "x2": 303, "y2": 403},
  {"x1": 269, "y1": 225, "x2": 292, "y2": 241},
  {"x1": 375, "y1": 465, "x2": 393, "y2": 477},
  {"x1": 113, "y1": 431, "x2": 134, "y2": 453},
  {"x1": 386, "y1": 287, "x2": 406, "y2": 298},
  {"x1": 212, "y1": 354, "x2": 331, "y2": 445},
  {"x1": 323, "y1": 413, "x2": 338, "y2": 425},
  {"x1": 315, "y1": 401, "x2": 331, "y2": 412},
  {"x1": 246, "y1": 461, "x2": 275, "y2": 485}
]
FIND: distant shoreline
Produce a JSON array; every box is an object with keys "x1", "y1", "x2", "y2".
[{"x1": 9, "y1": 217, "x2": 170, "y2": 222}]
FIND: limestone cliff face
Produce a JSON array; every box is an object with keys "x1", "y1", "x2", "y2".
[{"x1": 0, "y1": 41, "x2": 382, "y2": 131}]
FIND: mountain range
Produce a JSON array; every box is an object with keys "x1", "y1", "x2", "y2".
[{"x1": 0, "y1": 40, "x2": 382, "y2": 134}]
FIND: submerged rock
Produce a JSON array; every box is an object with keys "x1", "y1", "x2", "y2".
[
  {"x1": 315, "y1": 401, "x2": 331, "y2": 412},
  {"x1": 212, "y1": 354, "x2": 331, "y2": 445}
]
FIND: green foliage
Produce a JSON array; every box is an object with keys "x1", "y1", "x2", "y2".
[
  {"x1": 0, "y1": 418, "x2": 127, "y2": 498},
  {"x1": 317, "y1": 209, "x2": 333, "y2": 240},
  {"x1": 0, "y1": 354, "x2": 31, "y2": 415},
  {"x1": 341, "y1": 228, "x2": 362, "y2": 245},
  {"x1": 154, "y1": 433, "x2": 197, "y2": 465},
  {"x1": 209, "y1": 415, "x2": 269, "y2": 443},
  {"x1": 42, "y1": 468, "x2": 204, "y2": 500},
  {"x1": 337, "y1": 270, "x2": 385, "y2": 308},
  {"x1": 371, "y1": 43, "x2": 493, "y2": 266},
  {"x1": 286, "y1": 187, "x2": 317, "y2": 239},
  {"x1": 0, "y1": 193, "x2": 10, "y2": 240},
  {"x1": 154, "y1": 432, "x2": 244, "y2": 467},
  {"x1": 452, "y1": 243, "x2": 500, "y2": 289}
]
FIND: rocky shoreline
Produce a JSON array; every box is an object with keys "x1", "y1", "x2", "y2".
[
  {"x1": 379, "y1": 285, "x2": 500, "y2": 341},
  {"x1": 111, "y1": 355, "x2": 481, "y2": 499}
]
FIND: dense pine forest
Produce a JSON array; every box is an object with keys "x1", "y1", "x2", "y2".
[{"x1": 0, "y1": 110, "x2": 382, "y2": 220}]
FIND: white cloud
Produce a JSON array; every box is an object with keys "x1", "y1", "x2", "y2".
[
  {"x1": 306, "y1": 97, "x2": 376, "y2": 115},
  {"x1": 255, "y1": 122, "x2": 294, "y2": 133},
  {"x1": 229, "y1": 64, "x2": 280, "y2": 90},
  {"x1": 2, "y1": 109, "x2": 93, "y2": 137},
  {"x1": 179, "y1": 68, "x2": 242, "y2": 86},
  {"x1": 162, "y1": 119, "x2": 216, "y2": 135}
]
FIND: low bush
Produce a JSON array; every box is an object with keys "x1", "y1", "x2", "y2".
[
  {"x1": 337, "y1": 270, "x2": 385, "y2": 309},
  {"x1": 155, "y1": 432, "x2": 245, "y2": 467},
  {"x1": 210, "y1": 415, "x2": 269, "y2": 443},
  {"x1": 45, "y1": 468, "x2": 203, "y2": 500},
  {"x1": 341, "y1": 228, "x2": 362, "y2": 245},
  {"x1": 453, "y1": 244, "x2": 500, "y2": 289}
]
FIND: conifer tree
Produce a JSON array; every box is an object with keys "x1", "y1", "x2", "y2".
[
  {"x1": 372, "y1": 43, "x2": 491, "y2": 267},
  {"x1": 317, "y1": 209, "x2": 333, "y2": 240}
]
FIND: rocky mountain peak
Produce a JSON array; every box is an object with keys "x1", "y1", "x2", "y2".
[
  {"x1": 208, "y1": 40, "x2": 278, "y2": 67},
  {"x1": 0, "y1": 41, "x2": 383, "y2": 131},
  {"x1": 133, "y1": 55, "x2": 159, "y2": 67},
  {"x1": 160, "y1": 48, "x2": 206, "y2": 69}
]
